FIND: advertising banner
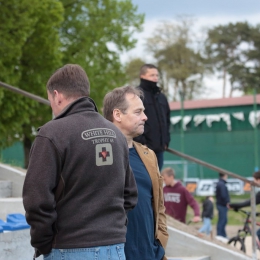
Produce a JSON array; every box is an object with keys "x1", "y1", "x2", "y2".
[{"x1": 184, "y1": 178, "x2": 245, "y2": 196}]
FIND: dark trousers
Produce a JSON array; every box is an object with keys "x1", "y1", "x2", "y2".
[
  {"x1": 155, "y1": 151, "x2": 164, "y2": 171},
  {"x1": 217, "y1": 204, "x2": 228, "y2": 237}
]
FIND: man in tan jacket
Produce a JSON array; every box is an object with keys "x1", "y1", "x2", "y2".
[{"x1": 103, "y1": 86, "x2": 168, "y2": 260}]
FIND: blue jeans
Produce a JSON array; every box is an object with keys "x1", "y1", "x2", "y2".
[
  {"x1": 43, "y1": 243, "x2": 125, "y2": 260},
  {"x1": 257, "y1": 228, "x2": 260, "y2": 241},
  {"x1": 155, "y1": 151, "x2": 164, "y2": 171},
  {"x1": 217, "y1": 204, "x2": 228, "y2": 237},
  {"x1": 199, "y1": 217, "x2": 212, "y2": 235}
]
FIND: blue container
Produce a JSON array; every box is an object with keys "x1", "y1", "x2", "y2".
[
  {"x1": 0, "y1": 219, "x2": 30, "y2": 231},
  {"x1": 6, "y1": 213, "x2": 29, "y2": 226}
]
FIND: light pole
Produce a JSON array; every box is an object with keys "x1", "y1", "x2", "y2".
[
  {"x1": 179, "y1": 89, "x2": 185, "y2": 178},
  {"x1": 253, "y1": 87, "x2": 259, "y2": 171},
  {"x1": 179, "y1": 90, "x2": 185, "y2": 155}
]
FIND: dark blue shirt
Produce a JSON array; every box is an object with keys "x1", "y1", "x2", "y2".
[{"x1": 125, "y1": 147, "x2": 164, "y2": 260}]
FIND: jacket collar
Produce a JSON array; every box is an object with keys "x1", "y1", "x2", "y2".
[
  {"x1": 219, "y1": 178, "x2": 227, "y2": 184},
  {"x1": 55, "y1": 96, "x2": 98, "y2": 120},
  {"x1": 139, "y1": 78, "x2": 161, "y2": 94}
]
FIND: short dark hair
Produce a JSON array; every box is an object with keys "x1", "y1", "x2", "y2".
[
  {"x1": 161, "y1": 167, "x2": 175, "y2": 177},
  {"x1": 140, "y1": 64, "x2": 158, "y2": 77},
  {"x1": 253, "y1": 170, "x2": 260, "y2": 180},
  {"x1": 47, "y1": 64, "x2": 90, "y2": 99},
  {"x1": 219, "y1": 173, "x2": 227, "y2": 178},
  {"x1": 103, "y1": 86, "x2": 143, "y2": 122}
]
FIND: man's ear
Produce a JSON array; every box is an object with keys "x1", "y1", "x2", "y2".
[
  {"x1": 113, "y1": 109, "x2": 121, "y2": 123},
  {"x1": 54, "y1": 90, "x2": 65, "y2": 106}
]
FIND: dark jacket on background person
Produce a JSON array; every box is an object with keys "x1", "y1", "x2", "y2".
[
  {"x1": 134, "y1": 78, "x2": 171, "y2": 153},
  {"x1": 201, "y1": 198, "x2": 214, "y2": 219},
  {"x1": 163, "y1": 181, "x2": 200, "y2": 223},
  {"x1": 230, "y1": 191, "x2": 260, "y2": 209},
  {"x1": 23, "y1": 97, "x2": 138, "y2": 257},
  {"x1": 216, "y1": 178, "x2": 230, "y2": 206}
]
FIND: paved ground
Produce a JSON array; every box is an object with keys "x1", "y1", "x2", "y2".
[
  {"x1": 167, "y1": 216, "x2": 260, "y2": 259},
  {"x1": 226, "y1": 225, "x2": 260, "y2": 259}
]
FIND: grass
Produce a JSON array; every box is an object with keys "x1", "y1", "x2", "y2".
[{"x1": 186, "y1": 194, "x2": 260, "y2": 225}]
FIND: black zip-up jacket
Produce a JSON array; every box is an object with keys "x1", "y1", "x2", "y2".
[
  {"x1": 201, "y1": 198, "x2": 214, "y2": 219},
  {"x1": 23, "y1": 97, "x2": 138, "y2": 257},
  {"x1": 216, "y1": 178, "x2": 230, "y2": 206},
  {"x1": 230, "y1": 191, "x2": 260, "y2": 209},
  {"x1": 134, "y1": 79, "x2": 171, "y2": 153}
]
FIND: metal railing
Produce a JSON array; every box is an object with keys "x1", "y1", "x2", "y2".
[
  {"x1": 0, "y1": 81, "x2": 49, "y2": 106},
  {"x1": 1, "y1": 80, "x2": 259, "y2": 258},
  {"x1": 167, "y1": 147, "x2": 259, "y2": 259}
]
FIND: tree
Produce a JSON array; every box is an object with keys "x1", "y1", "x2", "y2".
[
  {"x1": 155, "y1": 40, "x2": 205, "y2": 100},
  {"x1": 204, "y1": 22, "x2": 251, "y2": 97},
  {"x1": 0, "y1": 0, "x2": 64, "y2": 167},
  {"x1": 60, "y1": 0, "x2": 144, "y2": 109},
  {"x1": 144, "y1": 18, "x2": 206, "y2": 101},
  {"x1": 241, "y1": 25, "x2": 260, "y2": 94},
  {"x1": 124, "y1": 58, "x2": 146, "y2": 86},
  {"x1": 0, "y1": 0, "x2": 144, "y2": 167}
]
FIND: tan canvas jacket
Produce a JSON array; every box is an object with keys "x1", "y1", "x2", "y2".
[{"x1": 133, "y1": 141, "x2": 169, "y2": 259}]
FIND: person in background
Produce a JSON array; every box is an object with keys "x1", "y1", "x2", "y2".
[
  {"x1": 161, "y1": 167, "x2": 201, "y2": 224},
  {"x1": 230, "y1": 170, "x2": 260, "y2": 242},
  {"x1": 23, "y1": 64, "x2": 138, "y2": 259},
  {"x1": 103, "y1": 85, "x2": 168, "y2": 260},
  {"x1": 134, "y1": 64, "x2": 171, "y2": 171},
  {"x1": 216, "y1": 173, "x2": 230, "y2": 238},
  {"x1": 199, "y1": 196, "x2": 214, "y2": 236}
]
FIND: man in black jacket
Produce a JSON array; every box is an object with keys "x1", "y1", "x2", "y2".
[
  {"x1": 134, "y1": 64, "x2": 171, "y2": 171},
  {"x1": 23, "y1": 64, "x2": 138, "y2": 259},
  {"x1": 216, "y1": 173, "x2": 230, "y2": 238}
]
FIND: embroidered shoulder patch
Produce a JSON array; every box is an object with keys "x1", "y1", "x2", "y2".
[{"x1": 95, "y1": 143, "x2": 113, "y2": 166}]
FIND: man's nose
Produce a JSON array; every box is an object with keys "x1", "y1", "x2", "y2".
[
  {"x1": 153, "y1": 75, "x2": 159, "y2": 81},
  {"x1": 143, "y1": 112, "x2": 148, "y2": 121}
]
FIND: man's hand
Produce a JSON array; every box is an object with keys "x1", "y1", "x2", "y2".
[{"x1": 192, "y1": 216, "x2": 201, "y2": 223}]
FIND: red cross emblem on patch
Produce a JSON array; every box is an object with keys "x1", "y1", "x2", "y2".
[
  {"x1": 99, "y1": 147, "x2": 110, "y2": 161},
  {"x1": 96, "y1": 143, "x2": 113, "y2": 166}
]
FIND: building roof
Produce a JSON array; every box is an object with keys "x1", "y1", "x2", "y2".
[{"x1": 169, "y1": 94, "x2": 260, "y2": 111}]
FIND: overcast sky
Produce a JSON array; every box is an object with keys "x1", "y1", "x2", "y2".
[
  {"x1": 122, "y1": 0, "x2": 260, "y2": 99},
  {"x1": 131, "y1": 0, "x2": 260, "y2": 18}
]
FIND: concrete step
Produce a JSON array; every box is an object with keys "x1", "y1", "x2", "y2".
[
  {"x1": 0, "y1": 198, "x2": 25, "y2": 221},
  {"x1": 166, "y1": 225, "x2": 252, "y2": 260},
  {"x1": 0, "y1": 180, "x2": 12, "y2": 198},
  {"x1": 167, "y1": 257, "x2": 210, "y2": 260}
]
